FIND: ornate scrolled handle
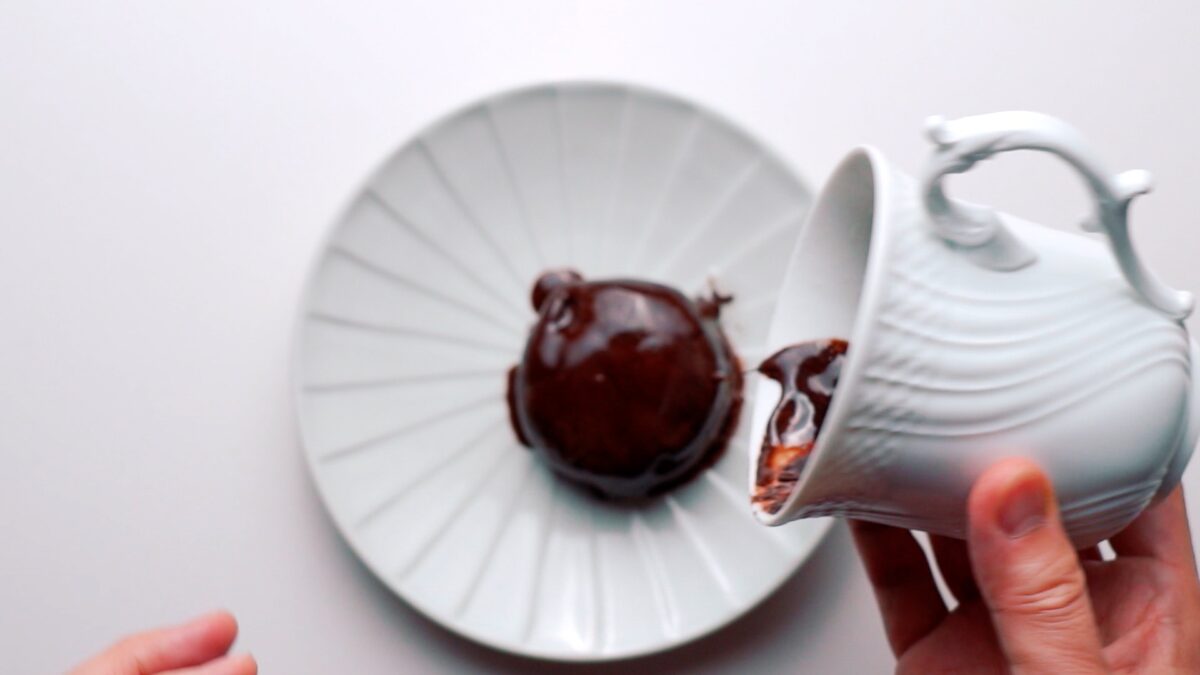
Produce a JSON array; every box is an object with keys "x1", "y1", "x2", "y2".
[{"x1": 921, "y1": 111, "x2": 1193, "y2": 320}]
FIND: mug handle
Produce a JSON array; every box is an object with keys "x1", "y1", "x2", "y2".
[{"x1": 920, "y1": 111, "x2": 1193, "y2": 321}]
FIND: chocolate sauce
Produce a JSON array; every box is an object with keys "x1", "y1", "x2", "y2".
[
  {"x1": 753, "y1": 339, "x2": 848, "y2": 515},
  {"x1": 507, "y1": 269, "x2": 743, "y2": 500}
]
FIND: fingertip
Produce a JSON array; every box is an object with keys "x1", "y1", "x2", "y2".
[
  {"x1": 968, "y1": 457, "x2": 1044, "y2": 504},
  {"x1": 178, "y1": 609, "x2": 239, "y2": 655},
  {"x1": 967, "y1": 459, "x2": 1062, "y2": 595},
  {"x1": 198, "y1": 609, "x2": 238, "y2": 633},
  {"x1": 92, "y1": 610, "x2": 242, "y2": 674},
  {"x1": 968, "y1": 457, "x2": 1053, "y2": 537},
  {"x1": 232, "y1": 652, "x2": 258, "y2": 675},
  {"x1": 210, "y1": 609, "x2": 239, "y2": 636},
  {"x1": 965, "y1": 460, "x2": 1106, "y2": 670}
]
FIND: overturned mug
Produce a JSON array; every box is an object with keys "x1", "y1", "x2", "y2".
[{"x1": 749, "y1": 112, "x2": 1199, "y2": 547}]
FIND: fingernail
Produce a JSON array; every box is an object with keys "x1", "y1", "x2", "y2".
[{"x1": 998, "y1": 474, "x2": 1048, "y2": 538}]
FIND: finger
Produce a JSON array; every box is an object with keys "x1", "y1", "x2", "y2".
[
  {"x1": 849, "y1": 519, "x2": 947, "y2": 654},
  {"x1": 164, "y1": 653, "x2": 257, "y2": 675},
  {"x1": 930, "y1": 534, "x2": 978, "y2": 603},
  {"x1": 71, "y1": 610, "x2": 238, "y2": 675},
  {"x1": 1110, "y1": 486, "x2": 1197, "y2": 571},
  {"x1": 967, "y1": 458, "x2": 1107, "y2": 673}
]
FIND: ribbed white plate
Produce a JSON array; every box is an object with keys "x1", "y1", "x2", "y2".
[{"x1": 293, "y1": 82, "x2": 829, "y2": 661}]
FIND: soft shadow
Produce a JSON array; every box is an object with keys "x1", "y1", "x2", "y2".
[{"x1": 326, "y1": 503, "x2": 856, "y2": 674}]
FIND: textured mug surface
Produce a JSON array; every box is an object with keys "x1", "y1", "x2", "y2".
[{"x1": 752, "y1": 114, "x2": 1198, "y2": 547}]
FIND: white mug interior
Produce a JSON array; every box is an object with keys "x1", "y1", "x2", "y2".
[{"x1": 749, "y1": 148, "x2": 891, "y2": 525}]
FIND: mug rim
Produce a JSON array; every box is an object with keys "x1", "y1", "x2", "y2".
[{"x1": 755, "y1": 145, "x2": 898, "y2": 525}]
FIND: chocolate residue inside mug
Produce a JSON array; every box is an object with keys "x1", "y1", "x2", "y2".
[
  {"x1": 753, "y1": 339, "x2": 848, "y2": 515},
  {"x1": 507, "y1": 269, "x2": 743, "y2": 500}
]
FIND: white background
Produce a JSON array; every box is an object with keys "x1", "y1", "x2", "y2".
[{"x1": 3, "y1": 2, "x2": 1199, "y2": 673}]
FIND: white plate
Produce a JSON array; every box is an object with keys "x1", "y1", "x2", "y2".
[{"x1": 293, "y1": 82, "x2": 829, "y2": 661}]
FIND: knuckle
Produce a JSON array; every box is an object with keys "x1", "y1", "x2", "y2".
[{"x1": 995, "y1": 561, "x2": 1090, "y2": 620}]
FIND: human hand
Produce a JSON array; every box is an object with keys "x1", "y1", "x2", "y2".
[
  {"x1": 851, "y1": 457, "x2": 1200, "y2": 674},
  {"x1": 67, "y1": 610, "x2": 256, "y2": 675}
]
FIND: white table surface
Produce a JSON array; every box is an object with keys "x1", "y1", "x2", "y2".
[{"x1": 3, "y1": 2, "x2": 1199, "y2": 673}]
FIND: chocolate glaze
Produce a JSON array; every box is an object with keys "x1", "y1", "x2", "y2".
[
  {"x1": 753, "y1": 339, "x2": 848, "y2": 515},
  {"x1": 507, "y1": 269, "x2": 743, "y2": 500}
]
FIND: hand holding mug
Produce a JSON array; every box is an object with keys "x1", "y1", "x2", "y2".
[{"x1": 852, "y1": 458, "x2": 1200, "y2": 674}]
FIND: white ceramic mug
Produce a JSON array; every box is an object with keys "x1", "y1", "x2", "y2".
[{"x1": 750, "y1": 112, "x2": 1199, "y2": 547}]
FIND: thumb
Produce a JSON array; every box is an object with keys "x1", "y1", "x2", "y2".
[{"x1": 966, "y1": 458, "x2": 1107, "y2": 674}]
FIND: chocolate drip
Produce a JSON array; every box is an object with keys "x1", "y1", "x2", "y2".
[{"x1": 753, "y1": 339, "x2": 848, "y2": 515}]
